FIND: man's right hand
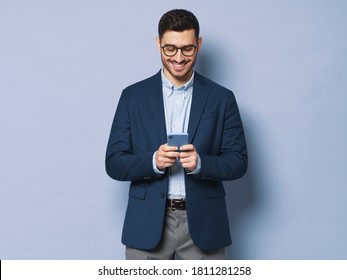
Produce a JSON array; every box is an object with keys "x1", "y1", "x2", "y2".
[{"x1": 155, "y1": 144, "x2": 180, "y2": 170}]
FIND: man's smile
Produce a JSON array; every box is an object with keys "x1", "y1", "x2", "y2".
[{"x1": 169, "y1": 60, "x2": 189, "y2": 71}]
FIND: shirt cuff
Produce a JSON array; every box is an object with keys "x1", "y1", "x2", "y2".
[{"x1": 153, "y1": 151, "x2": 166, "y2": 174}]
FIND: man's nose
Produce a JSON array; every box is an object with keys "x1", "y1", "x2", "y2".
[{"x1": 173, "y1": 49, "x2": 185, "y2": 62}]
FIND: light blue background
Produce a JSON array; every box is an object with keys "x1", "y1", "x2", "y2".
[{"x1": 1, "y1": 0, "x2": 346, "y2": 259}]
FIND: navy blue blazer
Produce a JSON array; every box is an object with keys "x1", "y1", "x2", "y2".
[{"x1": 106, "y1": 71, "x2": 247, "y2": 250}]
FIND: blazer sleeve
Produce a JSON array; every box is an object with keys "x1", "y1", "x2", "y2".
[
  {"x1": 105, "y1": 91, "x2": 162, "y2": 182},
  {"x1": 193, "y1": 93, "x2": 248, "y2": 182}
]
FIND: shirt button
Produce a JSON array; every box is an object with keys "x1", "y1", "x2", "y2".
[{"x1": 160, "y1": 192, "x2": 165, "y2": 199}]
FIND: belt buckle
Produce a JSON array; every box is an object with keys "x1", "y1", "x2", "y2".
[{"x1": 170, "y1": 199, "x2": 176, "y2": 211}]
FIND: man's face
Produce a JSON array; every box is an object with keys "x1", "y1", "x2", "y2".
[{"x1": 157, "y1": 29, "x2": 202, "y2": 86}]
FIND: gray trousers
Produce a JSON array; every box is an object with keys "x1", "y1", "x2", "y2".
[{"x1": 126, "y1": 207, "x2": 225, "y2": 260}]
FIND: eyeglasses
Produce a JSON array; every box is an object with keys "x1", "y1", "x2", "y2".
[{"x1": 161, "y1": 44, "x2": 197, "y2": 57}]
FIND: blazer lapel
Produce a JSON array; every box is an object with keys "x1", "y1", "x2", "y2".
[
  {"x1": 145, "y1": 71, "x2": 167, "y2": 144},
  {"x1": 188, "y1": 73, "x2": 210, "y2": 143}
]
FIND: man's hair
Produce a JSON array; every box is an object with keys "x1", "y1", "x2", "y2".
[{"x1": 158, "y1": 9, "x2": 200, "y2": 41}]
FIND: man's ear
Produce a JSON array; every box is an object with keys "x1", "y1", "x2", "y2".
[
  {"x1": 197, "y1": 37, "x2": 203, "y2": 53},
  {"x1": 156, "y1": 37, "x2": 161, "y2": 53}
]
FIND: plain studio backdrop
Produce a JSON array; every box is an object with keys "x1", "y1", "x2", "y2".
[{"x1": 1, "y1": 0, "x2": 346, "y2": 259}]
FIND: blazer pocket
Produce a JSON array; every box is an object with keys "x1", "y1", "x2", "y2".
[
  {"x1": 129, "y1": 186, "x2": 147, "y2": 200},
  {"x1": 207, "y1": 186, "x2": 226, "y2": 199}
]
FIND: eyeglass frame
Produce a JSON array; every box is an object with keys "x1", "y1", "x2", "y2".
[{"x1": 160, "y1": 44, "x2": 198, "y2": 57}]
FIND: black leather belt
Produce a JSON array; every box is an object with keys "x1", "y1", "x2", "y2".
[{"x1": 167, "y1": 199, "x2": 186, "y2": 211}]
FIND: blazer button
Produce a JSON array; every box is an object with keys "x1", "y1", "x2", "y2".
[{"x1": 160, "y1": 192, "x2": 165, "y2": 199}]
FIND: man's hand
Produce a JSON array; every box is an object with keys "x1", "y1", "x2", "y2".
[
  {"x1": 155, "y1": 144, "x2": 180, "y2": 170},
  {"x1": 179, "y1": 144, "x2": 199, "y2": 172}
]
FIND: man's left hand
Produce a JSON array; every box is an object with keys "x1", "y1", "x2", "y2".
[{"x1": 179, "y1": 144, "x2": 199, "y2": 172}]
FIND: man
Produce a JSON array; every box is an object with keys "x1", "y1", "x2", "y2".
[{"x1": 106, "y1": 9, "x2": 247, "y2": 260}]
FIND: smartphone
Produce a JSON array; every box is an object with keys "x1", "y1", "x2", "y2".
[{"x1": 167, "y1": 133, "x2": 189, "y2": 152}]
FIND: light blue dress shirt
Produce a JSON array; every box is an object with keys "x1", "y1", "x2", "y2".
[{"x1": 152, "y1": 70, "x2": 201, "y2": 199}]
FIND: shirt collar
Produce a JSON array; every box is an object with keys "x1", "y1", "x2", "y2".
[{"x1": 161, "y1": 69, "x2": 194, "y2": 96}]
